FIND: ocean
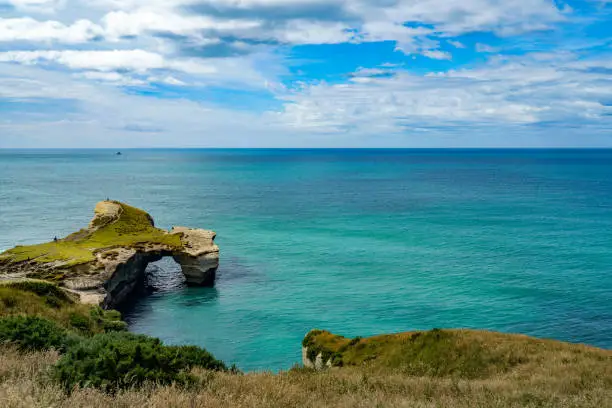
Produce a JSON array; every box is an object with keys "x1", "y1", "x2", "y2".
[{"x1": 1, "y1": 149, "x2": 611, "y2": 371}]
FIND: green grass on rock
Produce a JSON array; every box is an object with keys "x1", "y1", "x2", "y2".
[{"x1": 0, "y1": 201, "x2": 182, "y2": 268}]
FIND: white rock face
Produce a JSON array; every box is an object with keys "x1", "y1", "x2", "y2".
[
  {"x1": 302, "y1": 347, "x2": 332, "y2": 370},
  {"x1": 171, "y1": 226, "x2": 220, "y2": 286}
]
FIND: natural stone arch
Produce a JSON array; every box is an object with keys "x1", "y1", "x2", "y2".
[{"x1": 0, "y1": 201, "x2": 219, "y2": 308}]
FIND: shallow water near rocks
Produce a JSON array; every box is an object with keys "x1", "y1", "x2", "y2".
[{"x1": 1, "y1": 149, "x2": 611, "y2": 371}]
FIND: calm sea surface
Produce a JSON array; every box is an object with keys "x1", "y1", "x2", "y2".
[{"x1": 1, "y1": 149, "x2": 611, "y2": 371}]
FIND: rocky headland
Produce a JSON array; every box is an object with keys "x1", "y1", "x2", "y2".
[{"x1": 0, "y1": 201, "x2": 219, "y2": 308}]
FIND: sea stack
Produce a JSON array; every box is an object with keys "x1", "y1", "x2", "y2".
[{"x1": 0, "y1": 201, "x2": 219, "y2": 308}]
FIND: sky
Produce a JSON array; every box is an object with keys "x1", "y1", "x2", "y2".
[{"x1": 0, "y1": 0, "x2": 611, "y2": 148}]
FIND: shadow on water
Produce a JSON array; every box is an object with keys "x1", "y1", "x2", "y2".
[
  {"x1": 179, "y1": 286, "x2": 219, "y2": 307},
  {"x1": 119, "y1": 257, "x2": 251, "y2": 319},
  {"x1": 118, "y1": 257, "x2": 187, "y2": 319},
  {"x1": 119, "y1": 255, "x2": 262, "y2": 326}
]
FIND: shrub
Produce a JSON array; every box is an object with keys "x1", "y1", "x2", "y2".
[
  {"x1": 89, "y1": 307, "x2": 127, "y2": 333},
  {"x1": 101, "y1": 319, "x2": 128, "y2": 332},
  {"x1": 69, "y1": 312, "x2": 92, "y2": 333},
  {"x1": 0, "y1": 316, "x2": 71, "y2": 352},
  {"x1": 164, "y1": 344, "x2": 227, "y2": 372},
  {"x1": 53, "y1": 332, "x2": 227, "y2": 393}
]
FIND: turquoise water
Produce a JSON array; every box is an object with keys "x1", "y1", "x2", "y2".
[{"x1": 1, "y1": 149, "x2": 611, "y2": 371}]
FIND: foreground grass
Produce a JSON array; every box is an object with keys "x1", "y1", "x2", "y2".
[
  {"x1": 1, "y1": 346, "x2": 611, "y2": 408},
  {"x1": 0, "y1": 284, "x2": 610, "y2": 407}
]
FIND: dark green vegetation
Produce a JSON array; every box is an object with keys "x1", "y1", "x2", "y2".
[
  {"x1": 0, "y1": 280, "x2": 228, "y2": 394},
  {"x1": 0, "y1": 201, "x2": 182, "y2": 268},
  {"x1": 0, "y1": 316, "x2": 73, "y2": 352},
  {"x1": 54, "y1": 332, "x2": 227, "y2": 392}
]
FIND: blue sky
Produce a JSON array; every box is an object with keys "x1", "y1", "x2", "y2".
[{"x1": 0, "y1": 0, "x2": 611, "y2": 147}]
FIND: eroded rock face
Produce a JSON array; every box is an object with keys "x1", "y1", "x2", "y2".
[
  {"x1": 302, "y1": 347, "x2": 332, "y2": 370},
  {"x1": 171, "y1": 227, "x2": 219, "y2": 286},
  {"x1": 0, "y1": 201, "x2": 220, "y2": 308}
]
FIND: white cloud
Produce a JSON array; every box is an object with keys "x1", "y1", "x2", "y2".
[
  {"x1": 0, "y1": 49, "x2": 218, "y2": 74},
  {"x1": 0, "y1": 0, "x2": 610, "y2": 148},
  {"x1": 475, "y1": 43, "x2": 499, "y2": 53},
  {"x1": 270, "y1": 20, "x2": 354, "y2": 44},
  {"x1": 5, "y1": 0, "x2": 65, "y2": 13},
  {"x1": 0, "y1": 62, "x2": 285, "y2": 147},
  {"x1": 447, "y1": 40, "x2": 465, "y2": 49},
  {"x1": 423, "y1": 50, "x2": 452, "y2": 60},
  {"x1": 270, "y1": 52, "x2": 612, "y2": 133},
  {"x1": 153, "y1": 75, "x2": 186, "y2": 86},
  {"x1": 101, "y1": 9, "x2": 262, "y2": 41},
  {"x1": 0, "y1": 0, "x2": 568, "y2": 63},
  {"x1": 0, "y1": 17, "x2": 103, "y2": 43},
  {"x1": 77, "y1": 71, "x2": 147, "y2": 86}
]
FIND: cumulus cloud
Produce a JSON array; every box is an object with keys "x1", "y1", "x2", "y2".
[
  {"x1": 447, "y1": 40, "x2": 465, "y2": 49},
  {"x1": 475, "y1": 43, "x2": 499, "y2": 53},
  {"x1": 0, "y1": 62, "x2": 284, "y2": 147},
  {"x1": 422, "y1": 50, "x2": 452, "y2": 60},
  {"x1": 3, "y1": 0, "x2": 65, "y2": 13},
  {"x1": 0, "y1": 50, "x2": 179, "y2": 73},
  {"x1": 270, "y1": 53, "x2": 612, "y2": 133},
  {"x1": 0, "y1": 18, "x2": 103, "y2": 43},
  {"x1": 0, "y1": 0, "x2": 610, "y2": 147},
  {"x1": 0, "y1": 0, "x2": 571, "y2": 80}
]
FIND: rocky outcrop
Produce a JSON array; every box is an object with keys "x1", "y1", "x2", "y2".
[
  {"x1": 302, "y1": 346, "x2": 332, "y2": 370},
  {"x1": 0, "y1": 201, "x2": 219, "y2": 308},
  {"x1": 170, "y1": 227, "x2": 219, "y2": 286},
  {"x1": 301, "y1": 329, "x2": 338, "y2": 370}
]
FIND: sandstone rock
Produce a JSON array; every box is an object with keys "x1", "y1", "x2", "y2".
[{"x1": 0, "y1": 201, "x2": 220, "y2": 308}]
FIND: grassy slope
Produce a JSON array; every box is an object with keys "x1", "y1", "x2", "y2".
[
  {"x1": 303, "y1": 329, "x2": 612, "y2": 380},
  {"x1": 0, "y1": 201, "x2": 182, "y2": 267},
  {"x1": 0, "y1": 280, "x2": 126, "y2": 334}
]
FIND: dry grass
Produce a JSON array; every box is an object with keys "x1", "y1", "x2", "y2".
[{"x1": 1, "y1": 342, "x2": 610, "y2": 408}]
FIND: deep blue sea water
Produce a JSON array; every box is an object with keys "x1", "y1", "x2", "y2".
[{"x1": 1, "y1": 149, "x2": 611, "y2": 371}]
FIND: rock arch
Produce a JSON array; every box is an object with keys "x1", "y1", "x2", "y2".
[{"x1": 0, "y1": 201, "x2": 219, "y2": 308}]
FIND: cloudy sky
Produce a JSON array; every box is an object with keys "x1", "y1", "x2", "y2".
[{"x1": 0, "y1": 0, "x2": 611, "y2": 147}]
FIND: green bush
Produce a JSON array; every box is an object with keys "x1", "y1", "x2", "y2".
[
  {"x1": 53, "y1": 332, "x2": 227, "y2": 392},
  {"x1": 0, "y1": 316, "x2": 72, "y2": 352},
  {"x1": 101, "y1": 319, "x2": 128, "y2": 332},
  {"x1": 69, "y1": 312, "x2": 92, "y2": 332},
  {"x1": 88, "y1": 307, "x2": 128, "y2": 334}
]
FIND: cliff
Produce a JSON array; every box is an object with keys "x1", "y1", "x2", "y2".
[{"x1": 0, "y1": 201, "x2": 219, "y2": 308}]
